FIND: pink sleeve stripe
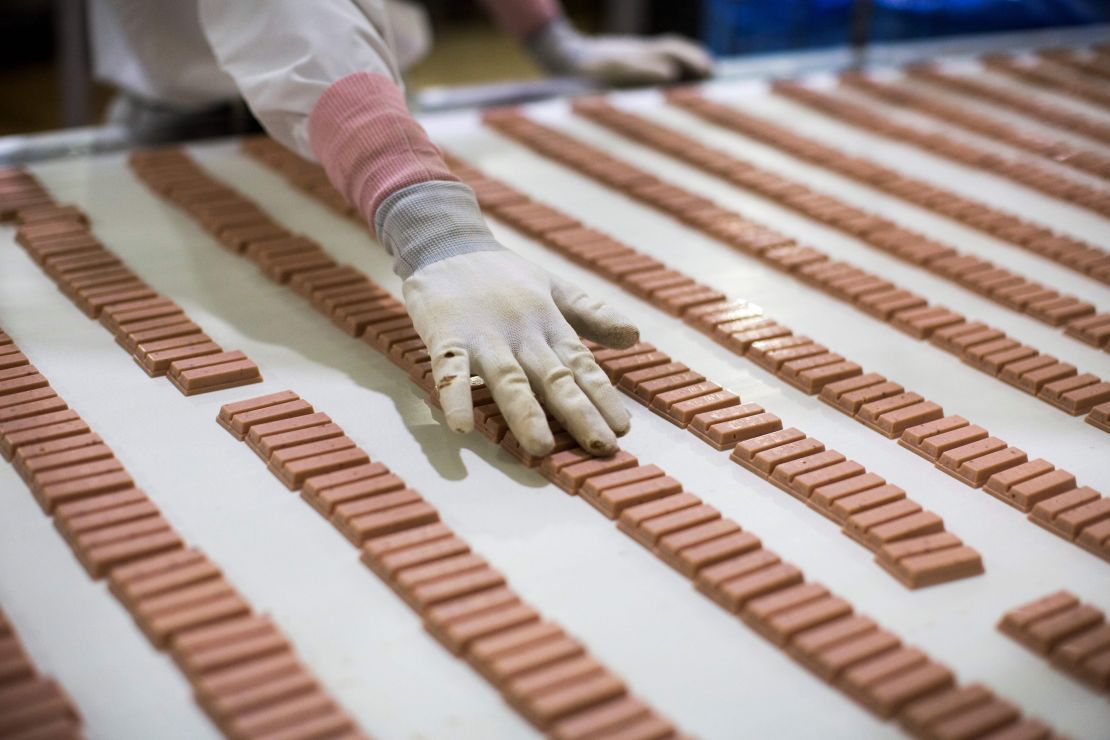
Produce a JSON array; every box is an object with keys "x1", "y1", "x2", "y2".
[
  {"x1": 307, "y1": 71, "x2": 459, "y2": 231},
  {"x1": 479, "y1": 0, "x2": 560, "y2": 41}
]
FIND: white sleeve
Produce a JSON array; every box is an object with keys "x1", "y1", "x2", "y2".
[{"x1": 197, "y1": 0, "x2": 403, "y2": 159}]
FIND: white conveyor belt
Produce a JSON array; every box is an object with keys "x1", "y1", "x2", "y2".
[{"x1": 1, "y1": 76, "x2": 1108, "y2": 739}]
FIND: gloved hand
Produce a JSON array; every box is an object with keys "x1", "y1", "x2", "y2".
[
  {"x1": 377, "y1": 180, "x2": 639, "y2": 457},
  {"x1": 528, "y1": 17, "x2": 713, "y2": 86}
]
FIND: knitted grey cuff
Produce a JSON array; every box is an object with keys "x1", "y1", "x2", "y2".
[
  {"x1": 525, "y1": 17, "x2": 587, "y2": 76},
  {"x1": 374, "y1": 181, "x2": 506, "y2": 279}
]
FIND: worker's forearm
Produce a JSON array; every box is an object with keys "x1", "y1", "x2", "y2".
[
  {"x1": 198, "y1": 0, "x2": 464, "y2": 275},
  {"x1": 307, "y1": 71, "x2": 462, "y2": 245},
  {"x1": 477, "y1": 0, "x2": 561, "y2": 41},
  {"x1": 196, "y1": 0, "x2": 401, "y2": 157},
  {"x1": 199, "y1": 0, "x2": 500, "y2": 277}
]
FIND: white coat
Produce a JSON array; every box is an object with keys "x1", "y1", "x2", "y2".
[{"x1": 89, "y1": 0, "x2": 431, "y2": 157}]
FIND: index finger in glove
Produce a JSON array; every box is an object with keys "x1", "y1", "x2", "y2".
[
  {"x1": 428, "y1": 339, "x2": 474, "y2": 434},
  {"x1": 651, "y1": 36, "x2": 713, "y2": 78},
  {"x1": 478, "y1": 346, "x2": 554, "y2": 457},
  {"x1": 520, "y1": 343, "x2": 619, "y2": 456},
  {"x1": 552, "y1": 334, "x2": 631, "y2": 437},
  {"x1": 602, "y1": 54, "x2": 680, "y2": 85}
]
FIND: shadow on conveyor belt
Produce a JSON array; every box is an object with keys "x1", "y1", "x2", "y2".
[{"x1": 149, "y1": 215, "x2": 547, "y2": 490}]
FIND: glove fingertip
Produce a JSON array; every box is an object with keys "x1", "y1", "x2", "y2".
[
  {"x1": 446, "y1": 411, "x2": 475, "y2": 435},
  {"x1": 594, "y1": 320, "x2": 639, "y2": 349},
  {"x1": 585, "y1": 434, "x2": 619, "y2": 456},
  {"x1": 519, "y1": 416, "x2": 556, "y2": 457},
  {"x1": 521, "y1": 436, "x2": 555, "y2": 458},
  {"x1": 611, "y1": 408, "x2": 632, "y2": 437}
]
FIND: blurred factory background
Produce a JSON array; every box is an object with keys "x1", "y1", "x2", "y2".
[{"x1": 1, "y1": 0, "x2": 1107, "y2": 136}]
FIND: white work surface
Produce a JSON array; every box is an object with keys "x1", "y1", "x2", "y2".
[{"x1": 1, "y1": 77, "x2": 1109, "y2": 740}]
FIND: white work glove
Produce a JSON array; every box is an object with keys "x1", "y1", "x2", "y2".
[
  {"x1": 377, "y1": 181, "x2": 639, "y2": 457},
  {"x1": 527, "y1": 17, "x2": 712, "y2": 86}
]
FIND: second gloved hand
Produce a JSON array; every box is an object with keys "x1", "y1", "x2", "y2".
[
  {"x1": 378, "y1": 181, "x2": 640, "y2": 457},
  {"x1": 528, "y1": 17, "x2": 713, "y2": 86}
]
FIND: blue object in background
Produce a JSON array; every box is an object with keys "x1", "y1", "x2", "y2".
[{"x1": 702, "y1": 0, "x2": 1110, "y2": 55}]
